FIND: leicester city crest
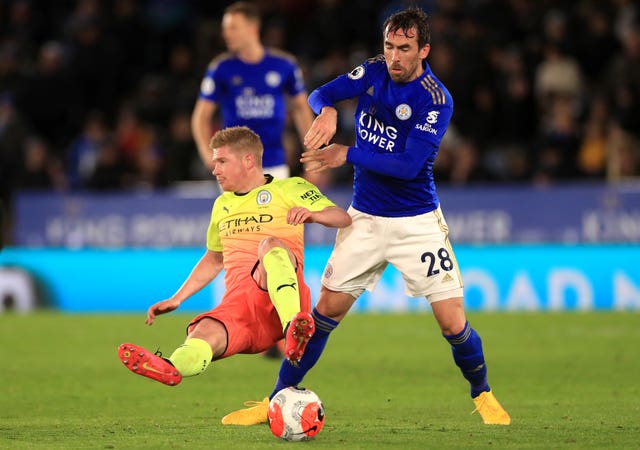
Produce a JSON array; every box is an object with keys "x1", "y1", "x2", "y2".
[
  {"x1": 395, "y1": 103, "x2": 412, "y2": 120},
  {"x1": 265, "y1": 71, "x2": 281, "y2": 87},
  {"x1": 257, "y1": 189, "x2": 272, "y2": 205}
]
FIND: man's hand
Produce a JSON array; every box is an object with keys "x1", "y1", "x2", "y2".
[
  {"x1": 300, "y1": 144, "x2": 349, "y2": 173},
  {"x1": 287, "y1": 206, "x2": 313, "y2": 225},
  {"x1": 146, "y1": 298, "x2": 182, "y2": 325},
  {"x1": 304, "y1": 107, "x2": 338, "y2": 150}
]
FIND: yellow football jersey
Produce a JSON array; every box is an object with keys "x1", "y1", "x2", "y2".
[{"x1": 207, "y1": 176, "x2": 337, "y2": 286}]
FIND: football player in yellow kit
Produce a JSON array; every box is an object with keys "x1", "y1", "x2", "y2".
[{"x1": 117, "y1": 126, "x2": 351, "y2": 424}]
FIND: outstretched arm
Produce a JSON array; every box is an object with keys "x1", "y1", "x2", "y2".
[{"x1": 146, "y1": 250, "x2": 223, "y2": 325}]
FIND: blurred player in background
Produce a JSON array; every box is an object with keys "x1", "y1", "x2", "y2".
[
  {"x1": 117, "y1": 126, "x2": 351, "y2": 424},
  {"x1": 191, "y1": 1, "x2": 314, "y2": 179},
  {"x1": 225, "y1": 7, "x2": 511, "y2": 426}
]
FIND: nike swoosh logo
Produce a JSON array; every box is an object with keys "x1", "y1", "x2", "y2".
[{"x1": 142, "y1": 362, "x2": 164, "y2": 374}]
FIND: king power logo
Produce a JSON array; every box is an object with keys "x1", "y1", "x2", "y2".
[
  {"x1": 236, "y1": 90, "x2": 275, "y2": 119},
  {"x1": 357, "y1": 111, "x2": 398, "y2": 151}
]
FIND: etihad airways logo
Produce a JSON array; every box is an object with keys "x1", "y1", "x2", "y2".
[
  {"x1": 357, "y1": 111, "x2": 398, "y2": 151},
  {"x1": 219, "y1": 214, "x2": 273, "y2": 235}
]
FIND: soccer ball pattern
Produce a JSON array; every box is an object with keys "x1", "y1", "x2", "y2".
[{"x1": 268, "y1": 387, "x2": 325, "y2": 441}]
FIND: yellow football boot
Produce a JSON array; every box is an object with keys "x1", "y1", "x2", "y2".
[
  {"x1": 472, "y1": 390, "x2": 511, "y2": 425},
  {"x1": 221, "y1": 398, "x2": 269, "y2": 425}
]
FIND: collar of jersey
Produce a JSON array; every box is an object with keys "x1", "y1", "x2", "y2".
[{"x1": 233, "y1": 174, "x2": 274, "y2": 196}]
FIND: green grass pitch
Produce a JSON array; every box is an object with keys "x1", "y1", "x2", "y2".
[{"x1": 1, "y1": 312, "x2": 638, "y2": 449}]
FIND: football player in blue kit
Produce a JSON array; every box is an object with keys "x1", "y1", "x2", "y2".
[
  {"x1": 293, "y1": 6, "x2": 510, "y2": 425},
  {"x1": 191, "y1": 1, "x2": 314, "y2": 178},
  {"x1": 222, "y1": 6, "x2": 510, "y2": 426}
]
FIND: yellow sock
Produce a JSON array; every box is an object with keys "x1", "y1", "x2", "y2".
[
  {"x1": 262, "y1": 247, "x2": 300, "y2": 330},
  {"x1": 168, "y1": 337, "x2": 212, "y2": 377}
]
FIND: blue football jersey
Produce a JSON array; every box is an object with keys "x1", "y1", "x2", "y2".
[
  {"x1": 309, "y1": 56, "x2": 453, "y2": 217},
  {"x1": 198, "y1": 49, "x2": 306, "y2": 167}
]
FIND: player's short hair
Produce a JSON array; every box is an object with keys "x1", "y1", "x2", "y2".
[
  {"x1": 224, "y1": 1, "x2": 261, "y2": 26},
  {"x1": 210, "y1": 126, "x2": 263, "y2": 165},
  {"x1": 383, "y1": 7, "x2": 431, "y2": 48}
]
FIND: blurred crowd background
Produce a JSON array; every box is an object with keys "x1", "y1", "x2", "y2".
[{"x1": 1, "y1": 0, "x2": 640, "y2": 210}]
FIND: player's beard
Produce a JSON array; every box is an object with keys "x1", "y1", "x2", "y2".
[{"x1": 388, "y1": 61, "x2": 420, "y2": 83}]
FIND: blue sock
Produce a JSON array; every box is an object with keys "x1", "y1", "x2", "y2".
[
  {"x1": 444, "y1": 321, "x2": 490, "y2": 398},
  {"x1": 270, "y1": 308, "x2": 338, "y2": 398}
]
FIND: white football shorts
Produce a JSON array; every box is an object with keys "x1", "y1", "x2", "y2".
[
  {"x1": 322, "y1": 206, "x2": 464, "y2": 303},
  {"x1": 263, "y1": 164, "x2": 290, "y2": 180}
]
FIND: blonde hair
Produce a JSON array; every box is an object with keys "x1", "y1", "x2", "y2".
[{"x1": 210, "y1": 126, "x2": 263, "y2": 166}]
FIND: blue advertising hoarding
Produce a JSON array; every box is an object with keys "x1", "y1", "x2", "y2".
[
  {"x1": 1, "y1": 245, "x2": 638, "y2": 313},
  {"x1": 12, "y1": 182, "x2": 640, "y2": 247}
]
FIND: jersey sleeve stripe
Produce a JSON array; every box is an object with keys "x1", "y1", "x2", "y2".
[
  {"x1": 421, "y1": 79, "x2": 444, "y2": 105},
  {"x1": 421, "y1": 75, "x2": 446, "y2": 105},
  {"x1": 426, "y1": 75, "x2": 446, "y2": 104}
]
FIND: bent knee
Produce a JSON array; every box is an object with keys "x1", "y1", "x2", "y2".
[
  {"x1": 315, "y1": 288, "x2": 355, "y2": 321},
  {"x1": 258, "y1": 236, "x2": 286, "y2": 254},
  {"x1": 188, "y1": 317, "x2": 227, "y2": 357},
  {"x1": 431, "y1": 297, "x2": 467, "y2": 335}
]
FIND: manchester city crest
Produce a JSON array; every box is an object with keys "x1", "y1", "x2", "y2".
[{"x1": 257, "y1": 190, "x2": 272, "y2": 205}]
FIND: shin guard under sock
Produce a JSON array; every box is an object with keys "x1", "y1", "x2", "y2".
[
  {"x1": 444, "y1": 321, "x2": 490, "y2": 398},
  {"x1": 262, "y1": 247, "x2": 300, "y2": 330},
  {"x1": 169, "y1": 337, "x2": 213, "y2": 377}
]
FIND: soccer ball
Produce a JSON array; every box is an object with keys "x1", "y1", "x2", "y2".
[{"x1": 267, "y1": 387, "x2": 325, "y2": 441}]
